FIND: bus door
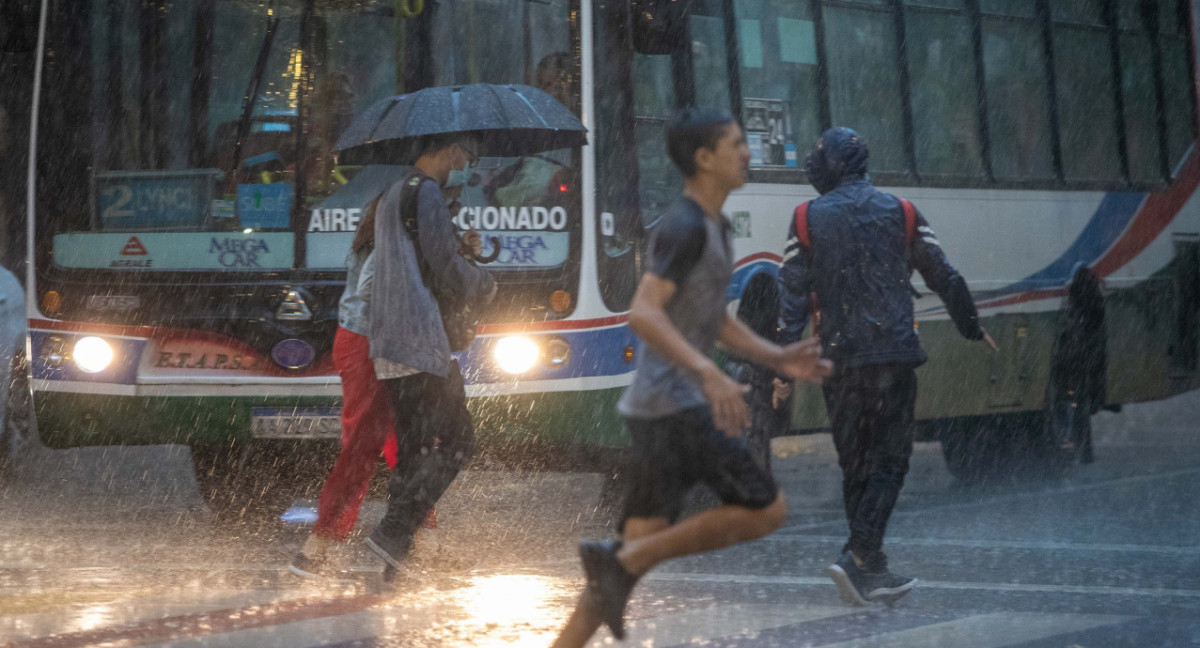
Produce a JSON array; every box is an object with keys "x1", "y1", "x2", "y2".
[
  {"x1": 988, "y1": 314, "x2": 1037, "y2": 409},
  {"x1": 1170, "y1": 236, "x2": 1200, "y2": 377}
]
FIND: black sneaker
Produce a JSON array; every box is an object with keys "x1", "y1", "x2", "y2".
[
  {"x1": 287, "y1": 552, "x2": 329, "y2": 579},
  {"x1": 579, "y1": 539, "x2": 638, "y2": 640},
  {"x1": 365, "y1": 531, "x2": 412, "y2": 571},
  {"x1": 863, "y1": 569, "x2": 918, "y2": 605},
  {"x1": 826, "y1": 551, "x2": 871, "y2": 606}
]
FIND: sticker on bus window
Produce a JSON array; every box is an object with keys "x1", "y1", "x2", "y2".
[
  {"x1": 743, "y1": 97, "x2": 798, "y2": 169},
  {"x1": 478, "y1": 231, "x2": 569, "y2": 269}
]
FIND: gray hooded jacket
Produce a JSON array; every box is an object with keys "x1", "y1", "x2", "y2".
[{"x1": 369, "y1": 172, "x2": 495, "y2": 378}]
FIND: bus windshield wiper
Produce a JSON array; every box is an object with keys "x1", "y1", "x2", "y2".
[{"x1": 229, "y1": 2, "x2": 280, "y2": 190}]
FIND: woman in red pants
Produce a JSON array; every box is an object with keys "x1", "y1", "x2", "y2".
[{"x1": 289, "y1": 198, "x2": 436, "y2": 578}]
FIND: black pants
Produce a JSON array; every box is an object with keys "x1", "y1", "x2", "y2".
[
  {"x1": 822, "y1": 363, "x2": 917, "y2": 572},
  {"x1": 376, "y1": 360, "x2": 475, "y2": 543}
]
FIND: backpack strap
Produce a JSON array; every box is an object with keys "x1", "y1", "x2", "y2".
[
  {"x1": 792, "y1": 201, "x2": 811, "y2": 249},
  {"x1": 899, "y1": 198, "x2": 916, "y2": 247},
  {"x1": 399, "y1": 172, "x2": 435, "y2": 290},
  {"x1": 790, "y1": 201, "x2": 819, "y2": 323}
]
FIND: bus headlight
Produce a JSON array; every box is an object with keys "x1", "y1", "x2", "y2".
[
  {"x1": 73, "y1": 336, "x2": 114, "y2": 373},
  {"x1": 493, "y1": 336, "x2": 539, "y2": 374}
]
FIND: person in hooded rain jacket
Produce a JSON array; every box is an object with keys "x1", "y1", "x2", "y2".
[{"x1": 776, "y1": 127, "x2": 997, "y2": 607}]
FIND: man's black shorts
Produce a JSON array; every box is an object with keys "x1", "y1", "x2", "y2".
[{"x1": 620, "y1": 407, "x2": 778, "y2": 525}]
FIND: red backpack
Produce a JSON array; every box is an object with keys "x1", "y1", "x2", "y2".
[
  {"x1": 790, "y1": 198, "x2": 918, "y2": 327},
  {"x1": 792, "y1": 198, "x2": 917, "y2": 250}
]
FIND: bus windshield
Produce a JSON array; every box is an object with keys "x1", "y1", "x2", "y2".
[{"x1": 36, "y1": 0, "x2": 580, "y2": 285}]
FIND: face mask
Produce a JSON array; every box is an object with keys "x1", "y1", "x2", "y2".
[{"x1": 445, "y1": 166, "x2": 471, "y2": 188}]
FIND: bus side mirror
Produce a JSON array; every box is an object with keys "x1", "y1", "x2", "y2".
[
  {"x1": 631, "y1": 0, "x2": 692, "y2": 55},
  {"x1": 0, "y1": 0, "x2": 39, "y2": 53}
]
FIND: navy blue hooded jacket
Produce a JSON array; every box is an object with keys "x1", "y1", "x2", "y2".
[{"x1": 778, "y1": 127, "x2": 983, "y2": 370}]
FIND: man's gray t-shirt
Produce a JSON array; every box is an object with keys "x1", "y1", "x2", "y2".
[{"x1": 617, "y1": 197, "x2": 734, "y2": 420}]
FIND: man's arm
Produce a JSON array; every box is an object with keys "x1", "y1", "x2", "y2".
[
  {"x1": 909, "y1": 207, "x2": 997, "y2": 350},
  {"x1": 629, "y1": 273, "x2": 751, "y2": 437},
  {"x1": 415, "y1": 181, "x2": 496, "y2": 303},
  {"x1": 717, "y1": 314, "x2": 830, "y2": 384},
  {"x1": 778, "y1": 217, "x2": 814, "y2": 346}
]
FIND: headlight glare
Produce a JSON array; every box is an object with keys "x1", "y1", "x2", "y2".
[
  {"x1": 73, "y1": 336, "x2": 114, "y2": 373},
  {"x1": 493, "y1": 336, "x2": 539, "y2": 374}
]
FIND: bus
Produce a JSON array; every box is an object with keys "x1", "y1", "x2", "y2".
[{"x1": 5, "y1": 0, "x2": 1199, "y2": 481}]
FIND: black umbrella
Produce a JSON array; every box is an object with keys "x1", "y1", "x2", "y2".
[{"x1": 335, "y1": 83, "x2": 588, "y2": 165}]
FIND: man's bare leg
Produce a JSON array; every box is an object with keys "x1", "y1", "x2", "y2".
[
  {"x1": 549, "y1": 494, "x2": 786, "y2": 648},
  {"x1": 618, "y1": 494, "x2": 786, "y2": 575},
  {"x1": 550, "y1": 519, "x2": 669, "y2": 648}
]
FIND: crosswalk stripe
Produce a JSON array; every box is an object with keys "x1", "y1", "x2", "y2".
[
  {"x1": 778, "y1": 466, "x2": 1200, "y2": 535},
  {"x1": 815, "y1": 612, "x2": 1134, "y2": 648},
  {"x1": 643, "y1": 571, "x2": 1200, "y2": 599},
  {"x1": 137, "y1": 608, "x2": 434, "y2": 648},
  {"x1": 589, "y1": 604, "x2": 853, "y2": 648},
  {"x1": 0, "y1": 591, "x2": 310, "y2": 644},
  {"x1": 763, "y1": 533, "x2": 1200, "y2": 557}
]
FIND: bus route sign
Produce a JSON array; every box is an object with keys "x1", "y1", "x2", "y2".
[{"x1": 93, "y1": 169, "x2": 221, "y2": 231}]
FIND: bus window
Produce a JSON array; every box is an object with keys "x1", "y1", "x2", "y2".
[
  {"x1": 980, "y1": 5, "x2": 1056, "y2": 182},
  {"x1": 822, "y1": 3, "x2": 907, "y2": 174},
  {"x1": 903, "y1": 0, "x2": 963, "y2": 8},
  {"x1": 1161, "y1": 30, "x2": 1195, "y2": 172},
  {"x1": 978, "y1": 0, "x2": 1035, "y2": 19},
  {"x1": 1053, "y1": 13, "x2": 1123, "y2": 183},
  {"x1": 430, "y1": 0, "x2": 576, "y2": 110},
  {"x1": 688, "y1": 1, "x2": 733, "y2": 114},
  {"x1": 1121, "y1": 30, "x2": 1166, "y2": 184},
  {"x1": 594, "y1": 2, "x2": 642, "y2": 313},
  {"x1": 733, "y1": 0, "x2": 821, "y2": 171},
  {"x1": 633, "y1": 54, "x2": 682, "y2": 232},
  {"x1": 1051, "y1": 0, "x2": 1105, "y2": 25},
  {"x1": 903, "y1": 2, "x2": 985, "y2": 179},
  {"x1": 1158, "y1": 0, "x2": 1186, "y2": 34}
]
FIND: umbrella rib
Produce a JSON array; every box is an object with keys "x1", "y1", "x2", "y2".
[
  {"x1": 509, "y1": 86, "x2": 553, "y2": 129},
  {"x1": 366, "y1": 96, "x2": 405, "y2": 144}
]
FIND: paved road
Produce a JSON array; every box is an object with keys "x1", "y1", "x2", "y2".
[{"x1": 1, "y1": 392, "x2": 1198, "y2": 647}]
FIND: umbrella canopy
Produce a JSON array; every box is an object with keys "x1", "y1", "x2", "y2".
[{"x1": 335, "y1": 83, "x2": 588, "y2": 165}]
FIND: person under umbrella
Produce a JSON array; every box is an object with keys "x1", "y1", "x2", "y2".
[
  {"x1": 362, "y1": 132, "x2": 495, "y2": 574},
  {"x1": 333, "y1": 83, "x2": 585, "y2": 575}
]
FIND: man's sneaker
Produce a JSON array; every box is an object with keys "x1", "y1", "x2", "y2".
[
  {"x1": 365, "y1": 531, "x2": 412, "y2": 570},
  {"x1": 826, "y1": 551, "x2": 871, "y2": 606},
  {"x1": 287, "y1": 552, "x2": 329, "y2": 579},
  {"x1": 579, "y1": 540, "x2": 638, "y2": 640},
  {"x1": 863, "y1": 570, "x2": 918, "y2": 605}
]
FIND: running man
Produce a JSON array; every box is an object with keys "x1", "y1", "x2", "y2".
[{"x1": 550, "y1": 109, "x2": 832, "y2": 647}]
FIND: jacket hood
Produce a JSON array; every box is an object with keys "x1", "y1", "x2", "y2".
[{"x1": 804, "y1": 127, "x2": 869, "y2": 195}]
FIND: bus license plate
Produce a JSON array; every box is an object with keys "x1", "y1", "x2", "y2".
[
  {"x1": 250, "y1": 407, "x2": 342, "y2": 439},
  {"x1": 85, "y1": 294, "x2": 141, "y2": 310}
]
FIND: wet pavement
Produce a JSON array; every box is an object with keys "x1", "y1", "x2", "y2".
[{"x1": 2, "y1": 392, "x2": 1199, "y2": 647}]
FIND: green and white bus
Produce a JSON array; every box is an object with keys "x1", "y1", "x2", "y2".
[{"x1": 5, "y1": 0, "x2": 1199, "y2": 479}]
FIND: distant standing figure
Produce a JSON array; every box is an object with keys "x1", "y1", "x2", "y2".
[
  {"x1": 723, "y1": 271, "x2": 788, "y2": 473},
  {"x1": 777, "y1": 127, "x2": 997, "y2": 607},
  {"x1": 1048, "y1": 264, "x2": 1106, "y2": 465}
]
